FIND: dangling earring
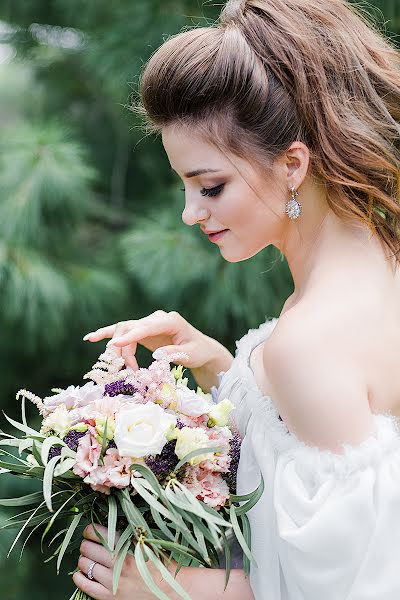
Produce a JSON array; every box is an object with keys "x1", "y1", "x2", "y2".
[{"x1": 285, "y1": 186, "x2": 302, "y2": 220}]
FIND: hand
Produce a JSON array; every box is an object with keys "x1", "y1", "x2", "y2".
[
  {"x1": 83, "y1": 310, "x2": 225, "y2": 372},
  {"x1": 73, "y1": 524, "x2": 168, "y2": 600}
]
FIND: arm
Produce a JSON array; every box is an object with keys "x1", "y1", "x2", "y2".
[
  {"x1": 159, "y1": 565, "x2": 254, "y2": 600},
  {"x1": 262, "y1": 314, "x2": 376, "y2": 451},
  {"x1": 190, "y1": 333, "x2": 234, "y2": 393}
]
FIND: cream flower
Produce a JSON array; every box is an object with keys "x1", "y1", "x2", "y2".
[
  {"x1": 41, "y1": 404, "x2": 73, "y2": 438},
  {"x1": 174, "y1": 427, "x2": 215, "y2": 465},
  {"x1": 208, "y1": 399, "x2": 235, "y2": 427},
  {"x1": 114, "y1": 403, "x2": 176, "y2": 458}
]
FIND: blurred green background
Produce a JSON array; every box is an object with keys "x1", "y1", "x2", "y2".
[{"x1": 0, "y1": 1, "x2": 398, "y2": 598}]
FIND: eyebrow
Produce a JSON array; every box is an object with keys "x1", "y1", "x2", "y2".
[{"x1": 170, "y1": 167, "x2": 222, "y2": 178}]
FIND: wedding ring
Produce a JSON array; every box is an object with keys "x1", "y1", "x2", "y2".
[{"x1": 87, "y1": 560, "x2": 97, "y2": 581}]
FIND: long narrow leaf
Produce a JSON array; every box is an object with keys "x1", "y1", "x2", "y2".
[
  {"x1": 229, "y1": 506, "x2": 256, "y2": 568},
  {"x1": 221, "y1": 530, "x2": 231, "y2": 589},
  {"x1": 2, "y1": 412, "x2": 43, "y2": 438},
  {"x1": 114, "y1": 524, "x2": 133, "y2": 555},
  {"x1": 112, "y1": 538, "x2": 131, "y2": 594},
  {"x1": 239, "y1": 513, "x2": 251, "y2": 577},
  {"x1": 234, "y1": 476, "x2": 264, "y2": 516},
  {"x1": 57, "y1": 513, "x2": 83, "y2": 574},
  {"x1": 118, "y1": 489, "x2": 148, "y2": 536},
  {"x1": 143, "y1": 544, "x2": 192, "y2": 600},
  {"x1": 41, "y1": 491, "x2": 79, "y2": 544},
  {"x1": 0, "y1": 491, "x2": 43, "y2": 507},
  {"x1": 134, "y1": 543, "x2": 170, "y2": 600},
  {"x1": 107, "y1": 495, "x2": 118, "y2": 552},
  {"x1": 43, "y1": 455, "x2": 63, "y2": 511}
]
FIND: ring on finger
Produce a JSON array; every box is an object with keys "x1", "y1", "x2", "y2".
[{"x1": 87, "y1": 560, "x2": 97, "y2": 581}]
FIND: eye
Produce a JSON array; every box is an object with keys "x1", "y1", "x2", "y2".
[
  {"x1": 179, "y1": 184, "x2": 225, "y2": 197},
  {"x1": 200, "y1": 183, "x2": 224, "y2": 197}
]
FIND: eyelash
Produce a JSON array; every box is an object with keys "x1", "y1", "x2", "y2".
[{"x1": 179, "y1": 183, "x2": 225, "y2": 197}]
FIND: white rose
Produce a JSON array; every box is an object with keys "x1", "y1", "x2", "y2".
[
  {"x1": 114, "y1": 403, "x2": 177, "y2": 458},
  {"x1": 41, "y1": 404, "x2": 73, "y2": 438},
  {"x1": 176, "y1": 385, "x2": 212, "y2": 417},
  {"x1": 43, "y1": 381, "x2": 104, "y2": 415},
  {"x1": 208, "y1": 399, "x2": 235, "y2": 427},
  {"x1": 175, "y1": 427, "x2": 215, "y2": 465}
]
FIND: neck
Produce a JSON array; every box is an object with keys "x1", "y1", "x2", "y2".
[{"x1": 275, "y1": 182, "x2": 395, "y2": 301}]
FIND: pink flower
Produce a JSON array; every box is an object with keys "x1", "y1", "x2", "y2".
[
  {"x1": 73, "y1": 432, "x2": 102, "y2": 477},
  {"x1": 183, "y1": 466, "x2": 230, "y2": 509},
  {"x1": 81, "y1": 448, "x2": 134, "y2": 494}
]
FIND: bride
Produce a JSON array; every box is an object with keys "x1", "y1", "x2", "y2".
[{"x1": 73, "y1": 0, "x2": 400, "y2": 598}]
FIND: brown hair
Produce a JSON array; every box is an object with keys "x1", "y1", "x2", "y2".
[{"x1": 134, "y1": 0, "x2": 400, "y2": 266}]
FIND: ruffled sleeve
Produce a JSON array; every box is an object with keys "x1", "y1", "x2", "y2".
[{"x1": 273, "y1": 413, "x2": 400, "y2": 600}]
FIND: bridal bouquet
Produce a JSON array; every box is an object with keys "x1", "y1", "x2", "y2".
[{"x1": 0, "y1": 344, "x2": 263, "y2": 600}]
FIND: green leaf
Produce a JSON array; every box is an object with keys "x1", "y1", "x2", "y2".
[
  {"x1": 240, "y1": 513, "x2": 252, "y2": 577},
  {"x1": 114, "y1": 523, "x2": 133, "y2": 556},
  {"x1": 2, "y1": 411, "x2": 43, "y2": 438},
  {"x1": 43, "y1": 454, "x2": 63, "y2": 512},
  {"x1": 234, "y1": 475, "x2": 264, "y2": 516},
  {"x1": 221, "y1": 531, "x2": 231, "y2": 590},
  {"x1": 229, "y1": 505, "x2": 256, "y2": 568},
  {"x1": 0, "y1": 458, "x2": 43, "y2": 476},
  {"x1": 149, "y1": 505, "x2": 175, "y2": 542},
  {"x1": 143, "y1": 544, "x2": 192, "y2": 600},
  {"x1": 100, "y1": 418, "x2": 108, "y2": 458},
  {"x1": 0, "y1": 491, "x2": 44, "y2": 506},
  {"x1": 134, "y1": 543, "x2": 170, "y2": 600},
  {"x1": 117, "y1": 488, "x2": 148, "y2": 536},
  {"x1": 112, "y1": 538, "x2": 131, "y2": 595},
  {"x1": 41, "y1": 491, "x2": 78, "y2": 545},
  {"x1": 145, "y1": 539, "x2": 202, "y2": 564},
  {"x1": 131, "y1": 477, "x2": 176, "y2": 522},
  {"x1": 173, "y1": 446, "x2": 224, "y2": 473},
  {"x1": 57, "y1": 513, "x2": 83, "y2": 574},
  {"x1": 7, "y1": 498, "x2": 47, "y2": 557},
  {"x1": 107, "y1": 495, "x2": 118, "y2": 552},
  {"x1": 41, "y1": 436, "x2": 68, "y2": 466}
]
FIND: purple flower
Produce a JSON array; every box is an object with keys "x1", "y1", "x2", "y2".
[
  {"x1": 145, "y1": 440, "x2": 179, "y2": 480},
  {"x1": 48, "y1": 446, "x2": 62, "y2": 460},
  {"x1": 223, "y1": 432, "x2": 241, "y2": 494},
  {"x1": 104, "y1": 381, "x2": 138, "y2": 397},
  {"x1": 63, "y1": 430, "x2": 87, "y2": 452}
]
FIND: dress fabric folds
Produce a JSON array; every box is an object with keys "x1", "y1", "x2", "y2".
[{"x1": 215, "y1": 317, "x2": 400, "y2": 600}]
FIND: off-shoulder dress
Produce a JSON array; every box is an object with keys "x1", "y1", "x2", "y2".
[{"x1": 214, "y1": 317, "x2": 400, "y2": 600}]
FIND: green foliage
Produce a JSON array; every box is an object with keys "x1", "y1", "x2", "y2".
[{"x1": 0, "y1": 1, "x2": 397, "y2": 598}]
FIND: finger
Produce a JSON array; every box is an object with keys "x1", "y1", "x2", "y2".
[
  {"x1": 121, "y1": 342, "x2": 139, "y2": 370},
  {"x1": 106, "y1": 313, "x2": 176, "y2": 348},
  {"x1": 80, "y1": 540, "x2": 113, "y2": 568},
  {"x1": 73, "y1": 570, "x2": 111, "y2": 600},
  {"x1": 83, "y1": 324, "x2": 117, "y2": 342},
  {"x1": 78, "y1": 555, "x2": 113, "y2": 590},
  {"x1": 83, "y1": 524, "x2": 121, "y2": 549}
]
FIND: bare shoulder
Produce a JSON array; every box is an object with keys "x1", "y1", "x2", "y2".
[{"x1": 263, "y1": 306, "x2": 376, "y2": 452}]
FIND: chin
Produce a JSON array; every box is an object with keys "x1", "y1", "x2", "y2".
[{"x1": 220, "y1": 248, "x2": 259, "y2": 263}]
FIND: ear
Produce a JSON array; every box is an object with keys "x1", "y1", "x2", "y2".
[{"x1": 283, "y1": 141, "x2": 310, "y2": 190}]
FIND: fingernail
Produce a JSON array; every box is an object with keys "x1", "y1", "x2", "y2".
[{"x1": 83, "y1": 333, "x2": 93, "y2": 341}]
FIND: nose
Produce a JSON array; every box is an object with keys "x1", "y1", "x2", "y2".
[{"x1": 181, "y1": 194, "x2": 210, "y2": 226}]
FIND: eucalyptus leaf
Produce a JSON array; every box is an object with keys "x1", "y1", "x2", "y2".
[
  {"x1": 107, "y1": 495, "x2": 118, "y2": 552},
  {"x1": 57, "y1": 513, "x2": 83, "y2": 574},
  {"x1": 134, "y1": 543, "x2": 171, "y2": 600}
]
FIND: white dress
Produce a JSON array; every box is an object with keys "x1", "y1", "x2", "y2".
[{"x1": 215, "y1": 317, "x2": 400, "y2": 600}]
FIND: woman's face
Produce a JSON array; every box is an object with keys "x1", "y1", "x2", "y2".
[{"x1": 161, "y1": 125, "x2": 289, "y2": 262}]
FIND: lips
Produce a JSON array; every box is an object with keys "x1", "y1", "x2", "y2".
[{"x1": 207, "y1": 229, "x2": 229, "y2": 243}]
